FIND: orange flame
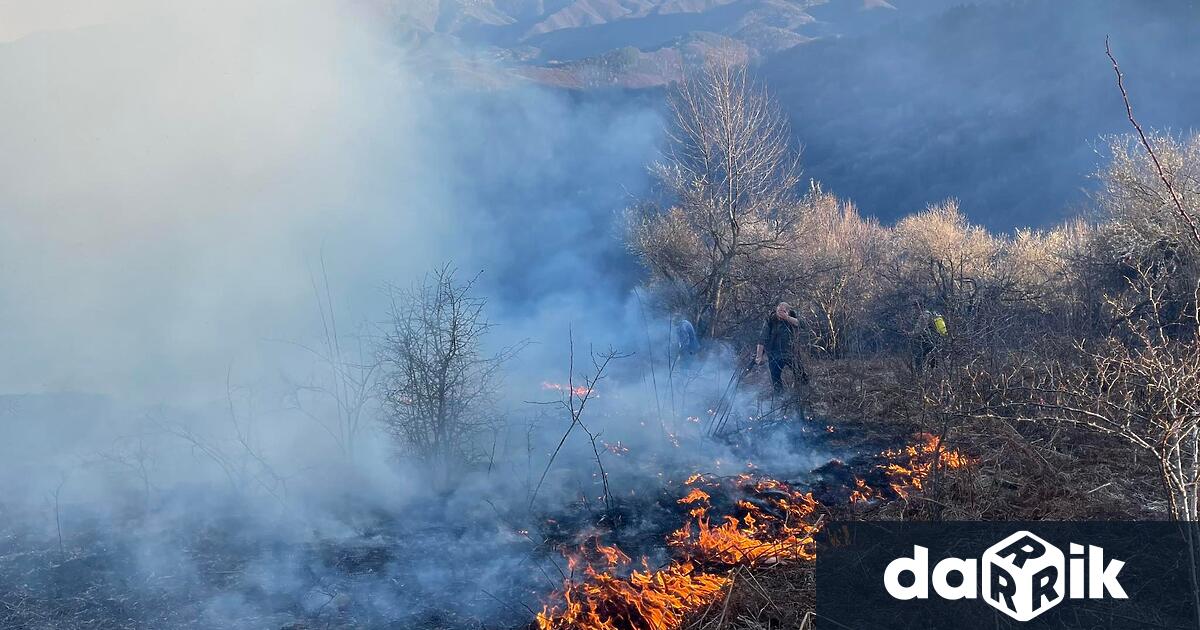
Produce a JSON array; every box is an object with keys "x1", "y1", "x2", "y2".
[
  {"x1": 537, "y1": 540, "x2": 729, "y2": 630},
  {"x1": 536, "y1": 474, "x2": 821, "y2": 630},
  {"x1": 678, "y1": 487, "x2": 710, "y2": 505},
  {"x1": 848, "y1": 477, "x2": 877, "y2": 504},
  {"x1": 861, "y1": 433, "x2": 974, "y2": 500},
  {"x1": 542, "y1": 381, "x2": 594, "y2": 398},
  {"x1": 537, "y1": 434, "x2": 965, "y2": 630},
  {"x1": 668, "y1": 476, "x2": 820, "y2": 566}
]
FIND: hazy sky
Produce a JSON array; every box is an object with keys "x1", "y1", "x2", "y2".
[
  {"x1": 0, "y1": 1, "x2": 447, "y2": 399},
  {"x1": 0, "y1": 0, "x2": 663, "y2": 403},
  {"x1": 0, "y1": 0, "x2": 130, "y2": 42}
]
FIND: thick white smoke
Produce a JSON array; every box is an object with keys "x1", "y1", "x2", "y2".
[
  {"x1": 0, "y1": 0, "x2": 445, "y2": 401},
  {"x1": 0, "y1": 5, "x2": 832, "y2": 627},
  {"x1": 0, "y1": 0, "x2": 672, "y2": 500}
]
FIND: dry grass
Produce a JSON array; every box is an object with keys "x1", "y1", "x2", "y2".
[
  {"x1": 677, "y1": 356, "x2": 1168, "y2": 629},
  {"x1": 684, "y1": 563, "x2": 814, "y2": 630}
]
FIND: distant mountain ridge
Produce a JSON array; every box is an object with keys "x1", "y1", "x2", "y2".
[
  {"x1": 383, "y1": 0, "x2": 1200, "y2": 228},
  {"x1": 762, "y1": 0, "x2": 1200, "y2": 227},
  {"x1": 383, "y1": 0, "x2": 963, "y2": 88}
]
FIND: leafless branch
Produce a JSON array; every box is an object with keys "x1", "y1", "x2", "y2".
[{"x1": 1106, "y1": 37, "x2": 1200, "y2": 249}]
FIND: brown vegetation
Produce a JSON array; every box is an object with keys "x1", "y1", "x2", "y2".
[{"x1": 632, "y1": 57, "x2": 1200, "y2": 529}]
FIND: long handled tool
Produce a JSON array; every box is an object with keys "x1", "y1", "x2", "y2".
[{"x1": 706, "y1": 355, "x2": 757, "y2": 437}]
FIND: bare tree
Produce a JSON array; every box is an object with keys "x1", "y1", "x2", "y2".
[
  {"x1": 973, "y1": 266, "x2": 1200, "y2": 517},
  {"x1": 1096, "y1": 42, "x2": 1200, "y2": 339},
  {"x1": 283, "y1": 254, "x2": 380, "y2": 462},
  {"x1": 961, "y1": 268, "x2": 1200, "y2": 616},
  {"x1": 161, "y1": 374, "x2": 288, "y2": 504},
  {"x1": 956, "y1": 41, "x2": 1200, "y2": 547},
  {"x1": 1105, "y1": 38, "x2": 1200, "y2": 251},
  {"x1": 92, "y1": 435, "x2": 156, "y2": 514},
  {"x1": 378, "y1": 265, "x2": 521, "y2": 487},
  {"x1": 779, "y1": 183, "x2": 885, "y2": 356},
  {"x1": 630, "y1": 56, "x2": 803, "y2": 338}
]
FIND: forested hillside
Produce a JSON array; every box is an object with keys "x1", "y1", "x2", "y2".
[
  {"x1": 763, "y1": 0, "x2": 1200, "y2": 227},
  {"x1": 394, "y1": 0, "x2": 1200, "y2": 228}
]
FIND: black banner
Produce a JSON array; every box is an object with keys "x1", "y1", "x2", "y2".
[{"x1": 816, "y1": 522, "x2": 1200, "y2": 629}]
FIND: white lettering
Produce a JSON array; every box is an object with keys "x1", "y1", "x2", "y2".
[
  {"x1": 884, "y1": 546, "x2": 929, "y2": 600},
  {"x1": 1088, "y1": 545, "x2": 1127, "y2": 599},
  {"x1": 931, "y1": 557, "x2": 977, "y2": 600}
]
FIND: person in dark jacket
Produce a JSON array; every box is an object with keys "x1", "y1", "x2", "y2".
[
  {"x1": 755, "y1": 302, "x2": 807, "y2": 395},
  {"x1": 910, "y1": 299, "x2": 948, "y2": 373}
]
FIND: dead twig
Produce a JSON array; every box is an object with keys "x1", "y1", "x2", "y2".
[
  {"x1": 1106, "y1": 36, "x2": 1200, "y2": 249},
  {"x1": 529, "y1": 329, "x2": 630, "y2": 509}
]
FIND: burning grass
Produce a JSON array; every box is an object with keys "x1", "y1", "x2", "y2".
[
  {"x1": 668, "y1": 475, "x2": 821, "y2": 566},
  {"x1": 535, "y1": 549, "x2": 729, "y2": 630},
  {"x1": 536, "y1": 431, "x2": 976, "y2": 630},
  {"x1": 536, "y1": 475, "x2": 822, "y2": 630},
  {"x1": 850, "y1": 432, "x2": 974, "y2": 503}
]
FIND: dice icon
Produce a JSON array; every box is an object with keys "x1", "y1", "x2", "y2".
[{"x1": 982, "y1": 531, "x2": 1064, "y2": 621}]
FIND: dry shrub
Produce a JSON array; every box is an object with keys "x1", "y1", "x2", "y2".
[{"x1": 1097, "y1": 132, "x2": 1200, "y2": 264}]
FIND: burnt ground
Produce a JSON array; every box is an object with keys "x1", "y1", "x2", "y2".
[
  {"x1": 0, "y1": 358, "x2": 1166, "y2": 630},
  {"x1": 0, "y1": 405, "x2": 888, "y2": 630}
]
